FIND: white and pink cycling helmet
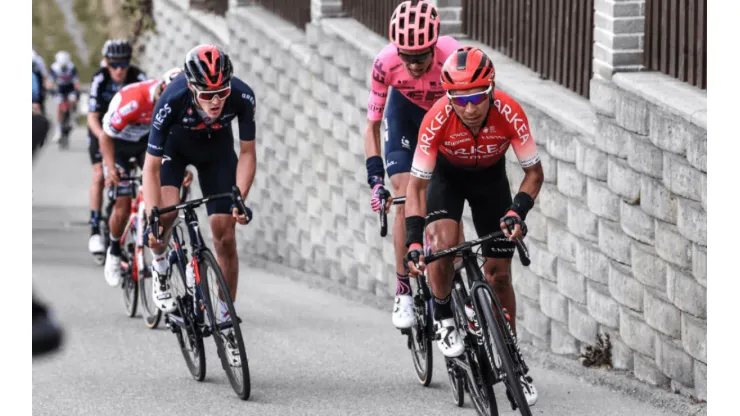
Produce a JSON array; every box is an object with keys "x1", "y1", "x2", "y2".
[{"x1": 389, "y1": 1, "x2": 440, "y2": 51}]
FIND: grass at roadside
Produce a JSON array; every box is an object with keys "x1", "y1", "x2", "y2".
[
  {"x1": 73, "y1": 0, "x2": 113, "y2": 82},
  {"x1": 32, "y1": 0, "x2": 83, "y2": 74}
]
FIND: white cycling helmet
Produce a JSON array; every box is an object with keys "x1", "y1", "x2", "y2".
[
  {"x1": 162, "y1": 67, "x2": 183, "y2": 86},
  {"x1": 55, "y1": 51, "x2": 72, "y2": 67}
]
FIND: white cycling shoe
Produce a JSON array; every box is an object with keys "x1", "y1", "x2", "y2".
[
  {"x1": 103, "y1": 248, "x2": 122, "y2": 287},
  {"x1": 434, "y1": 318, "x2": 465, "y2": 358},
  {"x1": 88, "y1": 234, "x2": 105, "y2": 254},
  {"x1": 151, "y1": 268, "x2": 177, "y2": 313},
  {"x1": 392, "y1": 295, "x2": 415, "y2": 329},
  {"x1": 521, "y1": 375, "x2": 538, "y2": 406}
]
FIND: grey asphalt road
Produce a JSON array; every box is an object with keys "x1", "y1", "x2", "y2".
[{"x1": 32, "y1": 128, "x2": 680, "y2": 416}]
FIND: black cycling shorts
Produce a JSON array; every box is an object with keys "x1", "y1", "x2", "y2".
[
  {"x1": 160, "y1": 129, "x2": 238, "y2": 216},
  {"x1": 103, "y1": 137, "x2": 148, "y2": 197},
  {"x1": 88, "y1": 134, "x2": 102, "y2": 164},
  {"x1": 425, "y1": 157, "x2": 515, "y2": 258}
]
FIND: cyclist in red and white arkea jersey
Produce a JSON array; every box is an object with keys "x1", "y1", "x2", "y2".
[
  {"x1": 99, "y1": 68, "x2": 184, "y2": 288},
  {"x1": 404, "y1": 47, "x2": 544, "y2": 407}
]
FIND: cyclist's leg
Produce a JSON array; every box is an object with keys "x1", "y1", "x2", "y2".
[
  {"x1": 385, "y1": 88, "x2": 426, "y2": 280},
  {"x1": 465, "y1": 159, "x2": 517, "y2": 334},
  {"x1": 54, "y1": 92, "x2": 65, "y2": 138},
  {"x1": 425, "y1": 162, "x2": 466, "y2": 357},
  {"x1": 107, "y1": 139, "x2": 147, "y2": 248},
  {"x1": 149, "y1": 142, "x2": 187, "y2": 312},
  {"x1": 198, "y1": 142, "x2": 239, "y2": 302},
  {"x1": 88, "y1": 135, "x2": 105, "y2": 253}
]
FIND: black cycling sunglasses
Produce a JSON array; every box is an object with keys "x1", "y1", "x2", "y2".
[
  {"x1": 108, "y1": 60, "x2": 130, "y2": 69},
  {"x1": 398, "y1": 49, "x2": 434, "y2": 64}
]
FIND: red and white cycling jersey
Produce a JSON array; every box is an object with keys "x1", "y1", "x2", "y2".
[
  {"x1": 102, "y1": 79, "x2": 161, "y2": 142},
  {"x1": 410, "y1": 89, "x2": 541, "y2": 179}
]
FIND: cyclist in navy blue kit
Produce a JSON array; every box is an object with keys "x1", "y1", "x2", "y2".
[
  {"x1": 87, "y1": 39, "x2": 148, "y2": 261},
  {"x1": 143, "y1": 45, "x2": 256, "y2": 338}
]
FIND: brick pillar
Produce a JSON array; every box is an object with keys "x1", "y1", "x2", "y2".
[
  {"x1": 593, "y1": 0, "x2": 646, "y2": 80},
  {"x1": 429, "y1": 0, "x2": 464, "y2": 37},
  {"x1": 311, "y1": 0, "x2": 343, "y2": 22}
]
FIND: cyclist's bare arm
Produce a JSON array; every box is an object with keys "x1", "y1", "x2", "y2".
[
  {"x1": 364, "y1": 119, "x2": 382, "y2": 158},
  {"x1": 405, "y1": 175, "x2": 429, "y2": 220},
  {"x1": 518, "y1": 163, "x2": 544, "y2": 200},
  {"x1": 143, "y1": 154, "x2": 162, "y2": 218},
  {"x1": 87, "y1": 112, "x2": 104, "y2": 139},
  {"x1": 99, "y1": 132, "x2": 117, "y2": 181},
  {"x1": 236, "y1": 140, "x2": 256, "y2": 201}
]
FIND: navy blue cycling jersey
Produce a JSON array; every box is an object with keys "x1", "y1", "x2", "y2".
[{"x1": 147, "y1": 73, "x2": 256, "y2": 157}]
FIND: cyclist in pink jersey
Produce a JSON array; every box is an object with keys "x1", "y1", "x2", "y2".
[{"x1": 364, "y1": 0, "x2": 461, "y2": 330}]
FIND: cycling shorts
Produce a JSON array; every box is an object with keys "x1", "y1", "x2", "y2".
[
  {"x1": 383, "y1": 88, "x2": 427, "y2": 177},
  {"x1": 103, "y1": 137, "x2": 147, "y2": 197},
  {"x1": 425, "y1": 157, "x2": 515, "y2": 258}
]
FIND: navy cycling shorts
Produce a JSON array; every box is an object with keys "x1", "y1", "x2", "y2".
[
  {"x1": 383, "y1": 88, "x2": 427, "y2": 177},
  {"x1": 160, "y1": 128, "x2": 238, "y2": 216}
]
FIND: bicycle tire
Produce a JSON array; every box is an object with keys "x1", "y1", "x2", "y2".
[
  {"x1": 170, "y1": 254, "x2": 206, "y2": 381},
  {"x1": 94, "y1": 218, "x2": 109, "y2": 266},
  {"x1": 136, "y1": 211, "x2": 162, "y2": 329},
  {"x1": 120, "y1": 233, "x2": 138, "y2": 317},
  {"x1": 476, "y1": 290, "x2": 532, "y2": 416},
  {"x1": 451, "y1": 288, "x2": 498, "y2": 416},
  {"x1": 198, "y1": 249, "x2": 251, "y2": 400},
  {"x1": 446, "y1": 360, "x2": 465, "y2": 407},
  {"x1": 409, "y1": 292, "x2": 433, "y2": 386}
]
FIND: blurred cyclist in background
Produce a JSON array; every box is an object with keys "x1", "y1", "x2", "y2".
[{"x1": 49, "y1": 51, "x2": 81, "y2": 142}]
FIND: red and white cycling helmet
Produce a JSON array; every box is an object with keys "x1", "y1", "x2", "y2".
[
  {"x1": 441, "y1": 46, "x2": 496, "y2": 91},
  {"x1": 389, "y1": 1, "x2": 440, "y2": 51}
]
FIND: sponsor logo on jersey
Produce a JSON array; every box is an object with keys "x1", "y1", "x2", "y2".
[
  {"x1": 241, "y1": 93, "x2": 255, "y2": 107},
  {"x1": 152, "y1": 103, "x2": 172, "y2": 130},
  {"x1": 444, "y1": 137, "x2": 471, "y2": 147},
  {"x1": 420, "y1": 104, "x2": 453, "y2": 155},
  {"x1": 401, "y1": 137, "x2": 411, "y2": 149},
  {"x1": 119, "y1": 100, "x2": 138, "y2": 116},
  {"x1": 493, "y1": 99, "x2": 530, "y2": 144},
  {"x1": 111, "y1": 113, "x2": 122, "y2": 125},
  {"x1": 410, "y1": 166, "x2": 432, "y2": 180}
]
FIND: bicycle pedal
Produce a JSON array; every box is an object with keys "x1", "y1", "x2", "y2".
[{"x1": 400, "y1": 328, "x2": 411, "y2": 336}]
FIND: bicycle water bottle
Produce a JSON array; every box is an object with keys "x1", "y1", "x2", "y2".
[
  {"x1": 465, "y1": 302, "x2": 483, "y2": 341},
  {"x1": 186, "y1": 263, "x2": 196, "y2": 294}
]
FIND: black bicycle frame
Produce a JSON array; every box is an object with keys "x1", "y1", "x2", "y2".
[{"x1": 151, "y1": 186, "x2": 250, "y2": 336}]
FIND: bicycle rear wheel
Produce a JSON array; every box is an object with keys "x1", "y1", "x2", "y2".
[
  {"x1": 170, "y1": 253, "x2": 206, "y2": 381},
  {"x1": 198, "y1": 249, "x2": 251, "y2": 400},
  {"x1": 476, "y1": 289, "x2": 531, "y2": 416}
]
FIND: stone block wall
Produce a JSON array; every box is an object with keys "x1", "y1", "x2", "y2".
[{"x1": 140, "y1": 0, "x2": 706, "y2": 399}]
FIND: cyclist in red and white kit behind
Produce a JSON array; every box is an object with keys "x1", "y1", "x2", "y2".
[
  {"x1": 405, "y1": 46, "x2": 544, "y2": 406},
  {"x1": 99, "y1": 68, "x2": 192, "y2": 286},
  {"x1": 364, "y1": 0, "x2": 462, "y2": 330}
]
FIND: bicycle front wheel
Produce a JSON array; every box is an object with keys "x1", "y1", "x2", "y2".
[
  {"x1": 198, "y1": 249, "x2": 251, "y2": 400},
  {"x1": 120, "y1": 234, "x2": 138, "y2": 318},
  {"x1": 170, "y1": 256, "x2": 206, "y2": 381},
  {"x1": 476, "y1": 290, "x2": 531, "y2": 416}
]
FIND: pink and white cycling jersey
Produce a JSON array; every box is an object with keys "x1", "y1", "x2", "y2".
[{"x1": 367, "y1": 36, "x2": 461, "y2": 121}]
